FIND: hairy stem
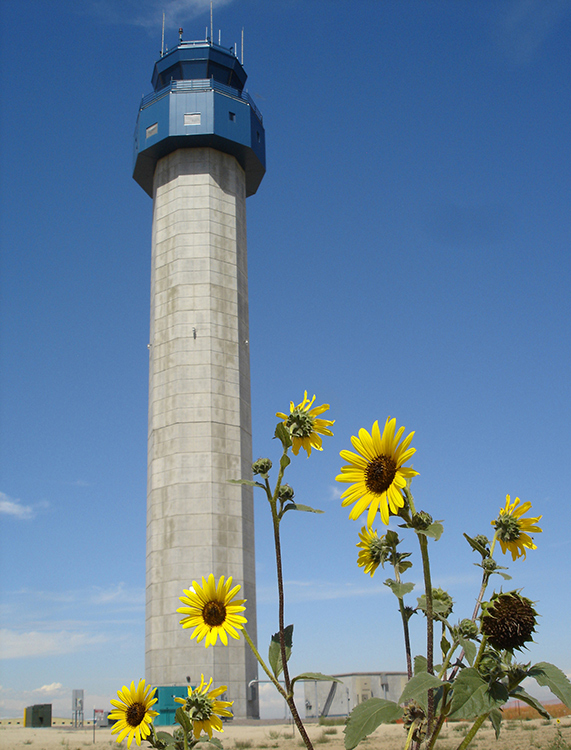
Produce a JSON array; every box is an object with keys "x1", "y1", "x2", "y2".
[
  {"x1": 417, "y1": 533, "x2": 434, "y2": 728},
  {"x1": 455, "y1": 713, "x2": 488, "y2": 750}
]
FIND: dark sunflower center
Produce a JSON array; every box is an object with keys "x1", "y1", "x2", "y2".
[
  {"x1": 203, "y1": 600, "x2": 227, "y2": 627},
  {"x1": 126, "y1": 702, "x2": 147, "y2": 728},
  {"x1": 286, "y1": 410, "x2": 314, "y2": 438},
  {"x1": 365, "y1": 455, "x2": 397, "y2": 494}
]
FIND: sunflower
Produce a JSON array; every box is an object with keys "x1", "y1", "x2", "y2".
[
  {"x1": 178, "y1": 574, "x2": 247, "y2": 647},
  {"x1": 491, "y1": 495, "x2": 542, "y2": 561},
  {"x1": 109, "y1": 679, "x2": 158, "y2": 748},
  {"x1": 356, "y1": 526, "x2": 385, "y2": 577},
  {"x1": 336, "y1": 417, "x2": 418, "y2": 526},
  {"x1": 481, "y1": 591, "x2": 538, "y2": 652},
  {"x1": 276, "y1": 391, "x2": 334, "y2": 456},
  {"x1": 174, "y1": 674, "x2": 233, "y2": 739}
]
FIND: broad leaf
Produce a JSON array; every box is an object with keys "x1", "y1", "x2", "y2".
[
  {"x1": 414, "y1": 655, "x2": 427, "y2": 675},
  {"x1": 494, "y1": 571, "x2": 512, "y2": 580},
  {"x1": 448, "y1": 668, "x2": 508, "y2": 719},
  {"x1": 457, "y1": 636, "x2": 477, "y2": 666},
  {"x1": 344, "y1": 698, "x2": 403, "y2": 750},
  {"x1": 384, "y1": 579, "x2": 415, "y2": 599},
  {"x1": 175, "y1": 706, "x2": 192, "y2": 734},
  {"x1": 280, "y1": 453, "x2": 291, "y2": 470},
  {"x1": 274, "y1": 422, "x2": 292, "y2": 448},
  {"x1": 440, "y1": 634, "x2": 451, "y2": 657},
  {"x1": 509, "y1": 686, "x2": 551, "y2": 719},
  {"x1": 268, "y1": 625, "x2": 294, "y2": 678},
  {"x1": 489, "y1": 708, "x2": 502, "y2": 739},
  {"x1": 528, "y1": 662, "x2": 571, "y2": 708},
  {"x1": 282, "y1": 503, "x2": 324, "y2": 514},
  {"x1": 291, "y1": 672, "x2": 341, "y2": 688},
  {"x1": 416, "y1": 521, "x2": 444, "y2": 541},
  {"x1": 399, "y1": 673, "x2": 443, "y2": 714},
  {"x1": 228, "y1": 479, "x2": 265, "y2": 489},
  {"x1": 416, "y1": 594, "x2": 451, "y2": 615}
]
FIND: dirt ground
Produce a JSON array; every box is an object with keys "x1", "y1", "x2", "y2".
[{"x1": 1, "y1": 718, "x2": 570, "y2": 750}]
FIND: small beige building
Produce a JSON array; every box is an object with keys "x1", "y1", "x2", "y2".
[{"x1": 303, "y1": 672, "x2": 408, "y2": 719}]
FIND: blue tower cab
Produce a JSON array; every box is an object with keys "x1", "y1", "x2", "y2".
[{"x1": 133, "y1": 38, "x2": 266, "y2": 197}]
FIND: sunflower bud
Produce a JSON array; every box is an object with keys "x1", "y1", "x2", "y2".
[
  {"x1": 481, "y1": 592, "x2": 538, "y2": 652},
  {"x1": 403, "y1": 701, "x2": 427, "y2": 744},
  {"x1": 411, "y1": 511, "x2": 433, "y2": 530},
  {"x1": 252, "y1": 458, "x2": 272, "y2": 476},
  {"x1": 478, "y1": 651, "x2": 505, "y2": 682},
  {"x1": 482, "y1": 557, "x2": 499, "y2": 572},
  {"x1": 278, "y1": 484, "x2": 295, "y2": 501},
  {"x1": 473, "y1": 534, "x2": 490, "y2": 550},
  {"x1": 457, "y1": 618, "x2": 479, "y2": 640}
]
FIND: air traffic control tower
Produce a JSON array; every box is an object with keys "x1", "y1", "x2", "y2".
[{"x1": 133, "y1": 33, "x2": 265, "y2": 719}]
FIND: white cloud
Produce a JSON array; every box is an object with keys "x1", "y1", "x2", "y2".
[
  {"x1": 0, "y1": 630, "x2": 108, "y2": 660},
  {"x1": 89, "y1": 0, "x2": 235, "y2": 31},
  {"x1": 33, "y1": 683, "x2": 63, "y2": 695},
  {"x1": 0, "y1": 492, "x2": 34, "y2": 520}
]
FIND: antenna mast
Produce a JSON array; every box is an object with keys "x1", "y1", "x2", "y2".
[
  {"x1": 241, "y1": 27, "x2": 244, "y2": 64},
  {"x1": 161, "y1": 11, "x2": 165, "y2": 57},
  {"x1": 210, "y1": 1, "x2": 213, "y2": 42}
]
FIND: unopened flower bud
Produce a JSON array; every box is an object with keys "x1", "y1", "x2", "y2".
[
  {"x1": 252, "y1": 458, "x2": 272, "y2": 476},
  {"x1": 412, "y1": 511, "x2": 433, "y2": 530},
  {"x1": 278, "y1": 484, "x2": 294, "y2": 501},
  {"x1": 457, "y1": 618, "x2": 479, "y2": 640}
]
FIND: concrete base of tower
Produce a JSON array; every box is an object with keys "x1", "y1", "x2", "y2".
[{"x1": 145, "y1": 147, "x2": 259, "y2": 719}]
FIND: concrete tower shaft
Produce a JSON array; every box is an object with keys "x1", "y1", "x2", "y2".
[{"x1": 134, "y1": 37, "x2": 265, "y2": 720}]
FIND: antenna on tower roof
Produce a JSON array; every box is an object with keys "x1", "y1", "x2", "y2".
[
  {"x1": 241, "y1": 27, "x2": 244, "y2": 64},
  {"x1": 210, "y1": 1, "x2": 213, "y2": 42},
  {"x1": 161, "y1": 11, "x2": 165, "y2": 57}
]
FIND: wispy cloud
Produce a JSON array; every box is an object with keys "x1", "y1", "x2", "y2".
[
  {"x1": 0, "y1": 629, "x2": 108, "y2": 660},
  {"x1": 33, "y1": 683, "x2": 64, "y2": 695},
  {"x1": 88, "y1": 0, "x2": 235, "y2": 31},
  {"x1": 492, "y1": 0, "x2": 571, "y2": 65},
  {"x1": 0, "y1": 492, "x2": 35, "y2": 520}
]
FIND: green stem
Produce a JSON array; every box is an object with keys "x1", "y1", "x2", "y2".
[
  {"x1": 455, "y1": 713, "x2": 488, "y2": 750},
  {"x1": 242, "y1": 628, "x2": 287, "y2": 699},
  {"x1": 438, "y1": 641, "x2": 460, "y2": 679},
  {"x1": 403, "y1": 721, "x2": 417, "y2": 750},
  {"x1": 417, "y1": 532, "x2": 434, "y2": 728},
  {"x1": 473, "y1": 635, "x2": 487, "y2": 671}
]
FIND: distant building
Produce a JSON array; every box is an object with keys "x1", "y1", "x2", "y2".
[
  {"x1": 23, "y1": 704, "x2": 52, "y2": 728},
  {"x1": 303, "y1": 673, "x2": 408, "y2": 719}
]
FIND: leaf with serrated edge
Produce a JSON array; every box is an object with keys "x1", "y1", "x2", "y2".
[
  {"x1": 509, "y1": 687, "x2": 551, "y2": 719},
  {"x1": 399, "y1": 673, "x2": 443, "y2": 714},
  {"x1": 448, "y1": 668, "x2": 508, "y2": 720},
  {"x1": 344, "y1": 698, "x2": 403, "y2": 750},
  {"x1": 528, "y1": 663, "x2": 571, "y2": 708}
]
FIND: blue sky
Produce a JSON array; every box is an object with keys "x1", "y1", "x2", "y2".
[{"x1": 1, "y1": 0, "x2": 570, "y2": 720}]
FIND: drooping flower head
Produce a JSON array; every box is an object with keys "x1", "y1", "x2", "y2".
[
  {"x1": 276, "y1": 391, "x2": 334, "y2": 456},
  {"x1": 174, "y1": 674, "x2": 233, "y2": 739},
  {"x1": 109, "y1": 679, "x2": 158, "y2": 747},
  {"x1": 356, "y1": 526, "x2": 388, "y2": 577},
  {"x1": 336, "y1": 417, "x2": 418, "y2": 526},
  {"x1": 481, "y1": 591, "x2": 538, "y2": 652},
  {"x1": 491, "y1": 495, "x2": 542, "y2": 561},
  {"x1": 178, "y1": 574, "x2": 247, "y2": 647}
]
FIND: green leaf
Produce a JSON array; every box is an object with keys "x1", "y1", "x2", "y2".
[
  {"x1": 268, "y1": 624, "x2": 294, "y2": 678},
  {"x1": 416, "y1": 522, "x2": 444, "y2": 541},
  {"x1": 274, "y1": 422, "x2": 292, "y2": 449},
  {"x1": 397, "y1": 560, "x2": 413, "y2": 574},
  {"x1": 291, "y1": 672, "x2": 341, "y2": 688},
  {"x1": 197, "y1": 738, "x2": 223, "y2": 749},
  {"x1": 228, "y1": 479, "x2": 265, "y2": 489},
  {"x1": 344, "y1": 698, "x2": 403, "y2": 750},
  {"x1": 457, "y1": 637, "x2": 477, "y2": 666},
  {"x1": 448, "y1": 668, "x2": 508, "y2": 720},
  {"x1": 175, "y1": 706, "x2": 192, "y2": 734},
  {"x1": 280, "y1": 453, "x2": 291, "y2": 470},
  {"x1": 463, "y1": 533, "x2": 489, "y2": 557},
  {"x1": 282, "y1": 503, "x2": 324, "y2": 514},
  {"x1": 399, "y1": 673, "x2": 443, "y2": 714},
  {"x1": 509, "y1": 687, "x2": 551, "y2": 719},
  {"x1": 489, "y1": 708, "x2": 502, "y2": 739},
  {"x1": 414, "y1": 655, "x2": 427, "y2": 675},
  {"x1": 416, "y1": 594, "x2": 450, "y2": 615},
  {"x1": 440, "y1": 634, "x2": 451, "y2": 657},
  {"x1": 384, "y1": 579, "x2": 415, "y2": 599},
  {"x1": 495, "y1": 571, "x2": 512, "y2": 580},
  {"x1": 528, "y1": 662, "x2": 571, "y2": 708}
]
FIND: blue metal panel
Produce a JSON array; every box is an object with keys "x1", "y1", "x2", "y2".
[
  {"x1": 154, "y1": 686, "x2": 188, "y2": 726},
  {"x1": 134, "y1": 41, "x2": 265, "y2": 198}
]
